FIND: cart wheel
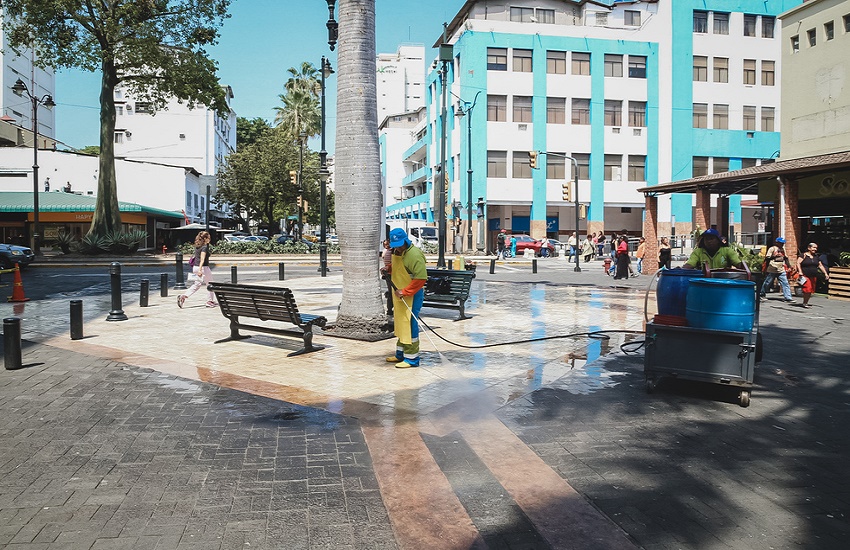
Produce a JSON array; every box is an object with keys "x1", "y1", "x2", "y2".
[
  {"x1": 645, "y1": 377, "x2": 656, "y2": 394},
  {"x1": 739, "y1": 391, "x2": 751, "y2": 408}
]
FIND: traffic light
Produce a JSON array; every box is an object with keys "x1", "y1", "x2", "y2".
[
  {"x1": 579, "y1": 203, "x2": 588, "y2": 219},
  {"x1": 296, "y1": 196, "x2": 302, "y2": 208},
  {"x1": 289, "y1": 170, "x2": 297, "y2": 185},
  {"x1": 562, "y1": 183, "x2": 572, "y2": 202},
  {"x1": 528, "y1": 150, "x2": 538, "y2": 169}
]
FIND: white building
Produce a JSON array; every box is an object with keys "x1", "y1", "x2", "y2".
[
  {"x1": 382, "y1": 0, "x2": 802, "y2": 252},
  {"x1": 379, "y1": 107, "x2": 427, "y2": 216},
  {"x1": 376, "y1": 44, "x2": 426, "y2": 123}
]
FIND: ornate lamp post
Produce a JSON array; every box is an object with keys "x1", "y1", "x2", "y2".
[
  {"x1": 11, "y1": 78, "x2": 54, "y2": 256},
  {"x1": 319, "y1": 56, "x2": 334, "y2": 277},
  {"x1": 454, "y1": 91, "x2": 481, "y2": 254}
]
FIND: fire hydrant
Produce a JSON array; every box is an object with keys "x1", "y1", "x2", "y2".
[{"x1": 603, "y1": 258, "x2": 612, "y2": 275}]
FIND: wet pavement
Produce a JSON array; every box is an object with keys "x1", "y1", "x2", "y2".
[{"x1": 1, "y1": 257, "x2": 849, "y2": 549}]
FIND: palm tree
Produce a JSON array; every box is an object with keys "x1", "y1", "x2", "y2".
[
  {"x1": 273, "y1": 89, "x2": 320, "y2": 138},
  {"x1": 285, "y1": 62, "x2": 321, "y2": 97},
  {"x1": 332, "y1": 0, "x2": 387, "y2": 334}
]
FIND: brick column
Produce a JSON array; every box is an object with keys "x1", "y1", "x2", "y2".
[
  {"x1": 717, "y1": 196, "x2": 729, "y2": 237},
  {"x1": 694, "y1": 189, "x2": 712, "y2": 233},
  {"x1": 782, "y1": 177, "x2": 801, "y2": 263},
  {"x1": 643, "y1": 195, "x2": 659, "y2": 274}
]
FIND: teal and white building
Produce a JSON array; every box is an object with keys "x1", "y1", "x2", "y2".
[{"x1": 381, "y1": 0, "x2": 802, "y2": 251}]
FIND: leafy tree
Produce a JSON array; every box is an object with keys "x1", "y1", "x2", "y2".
[
  {"x1": 2, "y1": 0, "x2": 231, "y2": 237},
  {"x1": 77, "y1": 146, "x2": 100, "y2": 156},
  {"x1": 236, "y1": 117, "x2": 272, "y2": 147}
]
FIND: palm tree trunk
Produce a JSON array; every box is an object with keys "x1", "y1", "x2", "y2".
[
  {"x1": 89, "y1": 58, "x2": 123, "y2": 236},
  {"x1": 333, "y1": 0, "x2": 387, "y2": 333}
]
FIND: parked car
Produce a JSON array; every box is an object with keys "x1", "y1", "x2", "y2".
[
  {"x1": 275, "y1": 235, "x2": 315, "y2": 249},
  {"x1": 0, "y1": 243, "x2": 35, "y2": 269},
  {"x1": 240, "y1": 235, "x2": 268, "y2": 242},
  {"x1": 327, "y1": 234, "x2": 339, "y2": 245},
  {"x1": 512, "y1": 234, "x2": 555, "y2": 257}
]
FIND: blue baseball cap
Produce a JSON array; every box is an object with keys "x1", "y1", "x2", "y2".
[
  {"x1": 775, "y1": 237, "x2": 786, "y2": 244},
  {"x1": 389, "y1": 228, "x2": 409, "y2": 248},
  {"x1": 702, "y1": 228, "x2": 721, "y2": 239}
]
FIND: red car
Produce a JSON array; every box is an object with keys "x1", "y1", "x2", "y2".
[{"x1": 511, "y1": 234, "x2": 555, "y2": 257}]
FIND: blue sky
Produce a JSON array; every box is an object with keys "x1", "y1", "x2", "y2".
[{"x1": 55, "y1": 0, "x2": 463, "y2": 150}]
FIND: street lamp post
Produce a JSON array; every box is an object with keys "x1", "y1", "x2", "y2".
[
  {"x1": 436, "y1": 32, "x2": 453, "y2": 268},
  {"x1": 537, "y1": 151, "x2": 582, "y2": 272},
  {"x1": 12, "y1": 78, "x2": 54, "y2": 256},
  {"x1": 319, "y1": 56, "x2": 334, "y2": 277},
  {"x1": 297, "y1": 131, "x2": 307, "y2": 241},
  {"x1": 454, "y1": 91, "x2": 481, "y2": 254}
]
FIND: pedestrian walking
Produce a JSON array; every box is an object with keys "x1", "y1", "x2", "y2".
[
  {"x1": 567, "y1": 232, "x2": 577, "y2": 260},
  {"x1": 759, "y1": 237, "x2": 794, "y2": 303},
  {"x1": 496, "y1": 229, "x2": 507, "y2": 259},
  {"x1": 177, "y1": 231, "x2": 217, "y2": 308},
  {"x1": 386, "y1": 228, "x2": 427, "y2": 368},
  {"x1": 636, "y1": 237, "x2": 646, "y2": 274},
  {"x1": 510, "y1": 235, "x2": 517, "y2": 258},
  {"x1": 796, "y1": 242, "x2": 830, "y2": 308},
  {"x1": 540, "y1": 236, "x2": 550, "y2": 258},
  {"x1": 613, "y1": 235, "x2": 631, "y2": 279},
  {"x1": 659, "y1": 236, "x2": 672, "y2": 269},
  {"x1": 597, "y1": 232, "x2": 606, "y2": 257}
]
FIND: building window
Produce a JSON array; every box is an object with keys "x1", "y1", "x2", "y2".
[
  {"x1": 628, "y1": 56, "x2": 646, "y2": 78},
  {"x1": 743, "y1": 59, "x2": 756, "y2": 85},
  {"x1": 628, "y1": 156, "x2": 646, "y2": 182},
  {"x1": 547, "y1": 51, "x2": 566, "y2": 74},
  {"x1": 135, "y1": 102, "x2": 153, "y2": 114},
  {"x1": 604, "y1": 54, "x2": 623, "y2": 77},
  {"x1": 742, "y1": 158, "x2": 758, "y2": 169},
  {"x1": 713, "y1": 157, "x2": 729, "y2": 174},
  {"x1": 604, "y1": 155, "x2": 622, "y2": 181},
  {"x1": 743, "y1": 14, "x2": 757, "y2": 37},
  {"x1": 761, "y1": 61, "x2": 775, "y2": 86},
  {"x1": 547, "y1": 154, "x2": 565, "y2": 180},
  {"x1": 115, "y1": 105, "x2": 124, "y2": 116},
  {"x1": 713, "y1": 104, "x2": 728, "y2": 129},
  {"x1": 713, "y1": 57, "x2": 728, "y2": 83},
  {"x1": 114, "y1": 132, "x2": 124, "y2": 144},
  {"x1": 487, "y1": 151, "x2": 507, "y2": 178},
  {"x1": 714, "y1": 12, "x2": 729, "y2": 35},
  {"x1": 572, "y1": 52, "x2": 590, "y2": 75},
  {"x1": 628, "y1": 101, "x2": 646, "y2": 127},
  {"x1": 624, "y1": 10, "x2": 641, "y2": 26},
  {"x1": 510, "y1": 7, "x2": 534, "y2": 22},
  {"x1": 694, "y1": 11, "x2": 708, "y2": 33},
  {"x1": 761, "y1": 107, "x2": 775, "y2": 132},
  {"x1": 573, "y1": 153, "x2": 590, "y2": 179},
  {"x1": 571, "y1": 98, "x2": 590, "y2": 125},
  {"x1": 845, "y1": 15, "x2": 850, "y2": 33},
  {"x1": 743, "y1": 105, "x2": 756, "y2": 131},
  {"x1": 513, "y1": 96, "x2": 532, "y2": 122},
  {"x1": 595, "y1": 12, "x2": 608, "y2": 26},
  {"x1": 513, "y1": 152, "x2": 532, "y2": 178},
  {"x1": 825, "y1": 21, "x2": 834, "y2": 41},
  {"x1": 186, "y1": 191, "x2": 192, "y2": 210},
  {"x1": 693, "y1": 56, "x2": 708, "y2": 82},
  {"x1": 513, "y1": 49, "x2": 533, "y2": 72},
  {"x1": 487, "y1": 95, "x2": 507, "y2": 122},
  {"x1": 604, "y1": 100, "x2": 622, "y2": 126},
  {"x1": 547, "y1": 97, "x2": 566, "y2": 124},
  {"x1": 693, "y1": 157, "x2": 709, "y2": 177},
  {"x1": 693, "y1": 103, "x2": 708, "y2": 128},
  {"x1": 762, "y1": 16, "x2": 775, "y2": 38},
  {"x1": 487, "y1": 48, "x2": 507, "y2": 71},
  {"x1": 807, "y1": 28, "x2": 816, "y2": 47},
  {"x1": 791, "y1": 35, "x2": 800, "y2": 53},
  {"x1": 537, "y1": 9, "x2": 555, "y2": 24}
]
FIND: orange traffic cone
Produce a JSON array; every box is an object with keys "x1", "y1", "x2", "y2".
[{"x1": 8, "y1": 264, "x2": 29, "y2": 302}]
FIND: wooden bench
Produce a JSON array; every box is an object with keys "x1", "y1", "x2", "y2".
[
  {"x1": 207, "y1": 283, "x2": 327, "y2": 356},
  {"x1": 422, "y1": 268, "x2": 476, "y2": 320}
]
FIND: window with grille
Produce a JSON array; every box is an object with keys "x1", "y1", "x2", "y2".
[
  {"x1": 487, "y1": 151, "x2": 507, "y2": 177},
  {"x1": 510, "y1": 7, "x2": 534, "y2": 22},
  {"x1": 513, "y1": 96, "x2": 532, "y2": 122},
  {"x1": 693, "y1": 56, "x2": 708, "y2": 82},
  {"x1": 604, "y1": 100, "x2": 622, "y2": 126},
  {"x1": 761, "y1": 61, "x2": 775, "y2": 86},
  {"x1": 596, "y1": 12, "x2": 608, "y2": 26},
  {"x1": 713, "y1": 57, "x2": 728, "y2": 83},
  {"x1": 487, "y1": 48, "x2": 507, "y2": 70},
  {"x1": 487, "y1": 95, "x2": 507, "y2": 122},
  {"x1": 604, "y1": 54, "x2": 623, "y2": 77},
  {"x1": 114, "y1": 132, "x2": 124, "y2": 144},
  {"x1": 572, "y1": 52, "x2": 590, "y2": 75},
  {"x1": 743, "y1": 59, "x2": 756, "y2": 85},
  {"x1": 547, "y1": 154, "x2": 565, "y2": 180},
  {"x1": 762, "y1": 16, "x2": 775, "y2": 38},
  {"x1": 135, "y1": 102, "x2": 153, "y2": 114},
  {"x1": 604, "y1": 155, "x2": 622, "y2": 181},
  {"x1": 714, "y1": 13, "x2": 729, "y2": 35},
  {"x1": 537, "y1": 9, "x2": 555, "y2": 23},
  {"x1": 693, "y1": 157, "x2": 709, "y2": 177},
  {"x1": 628, "y1": 156, "x2": 646, "y2": 182},
  {"x1": 572, "y1": 98, "x2": 590, "y2": 125},
  {"x1": 693, "y1": 103, "x2": 708, "y2": 128},
  {"x1": 572, "y1": 153, "x2": 590, "y2": 179},
  {"x1": 743, "y1": 106, "x2": 756, "y2": 131},
  {"x1": 513, "y1": 49, "x2": 533, "y2": 72},
  {"x1": 547, "y1": 51, "x2": 566, "y2": 74},
  {"x1": 628, "y1": 56, "x2": 646, "y2": 78},
  {"x1": 547, "y1": 98, "x2": 566, "y2": 124},
  {"x1": 513, "y1": 152, "x2": 532, "y2": 178},
  {"x1": 628, "y1": 101, "x2": 646, "y2": 127},
  {"x1": 694, "y1": 11, "x2": 708, "y2": 33},
  {"x1": 713, "y1": 104, "x2": 728, "y2": 129},
  {"x1": 743, "y1": 15, "x2": 757, "y2": 37},
  {"x1": 761, "y1": 107, "x2": 775, "y2": 132},
  {"x1": 624, "y1": 10, "x2": 641, "y2": 26}
]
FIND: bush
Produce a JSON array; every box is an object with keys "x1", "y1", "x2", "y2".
[
  {"x1": 78, "y1": 233, "x2": 107, "y2": 255},
  {"x1": 56, "y1": 231, "x2": 77, "y2": 254},
  {"x1": 839, "y1": 252, "x2": 850, "y2": 267},
  {"x1": 178, "y1": 239, "x2": 338, "y2": 256},
  {"x1": 76, "y1": 230, "x2": 148, "y2": 255}
]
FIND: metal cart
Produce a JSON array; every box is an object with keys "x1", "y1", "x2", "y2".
[{"x1": 644, "y1": 269, "x2": 762, "y2": 407}]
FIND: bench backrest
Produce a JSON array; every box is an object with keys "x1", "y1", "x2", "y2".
[
  {"x1": 424, "y1": 269, "x2": 475, "y2": 299},
  {"x1": 208, "y1": 283, "x2": 302, "y2": 325}
]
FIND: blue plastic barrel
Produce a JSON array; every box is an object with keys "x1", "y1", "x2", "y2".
[
  {"x1": 657, "y1": 269, "x2": 703, "y2": 317},
  {"x1": 686, "y1": 279, "x2": 756, "y2": 332}
]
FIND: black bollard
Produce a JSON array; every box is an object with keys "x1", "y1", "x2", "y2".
[
  {"x1": 3, "y1": 317, "x2": 22, "y2": 370},
  {"x1": 160, "y1": 273, "x2": 168, "y2": 297},
  {"x1": 279, "y1": 262, "x2": 285, "y2": 281},
  {"x1": 231, "y1": 265, "x2": 237, "y2": 284},
  {"x1": 489, "y1": 258, "x2": 496, "y2": 274},
  {"x1": 140, "y1": 279, "x2": 149, "y2": 307},
  {"x1": 70, "y1": 300, "x2": 83, "y2": 340},
  {"x1": 174, "y1": 251, "x2": 187, "y2": 290},
  {"x1": 106, "y1": 262, "x2": 128, "y2": 322},
  {"x1": 448, "y1": 260, "x2": 453, "y2": 270},
  {"x1": 532, "y1": 259, "x2": 538, "y2": 274}
]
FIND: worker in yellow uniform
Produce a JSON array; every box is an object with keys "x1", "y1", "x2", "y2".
[
  {"x1": 683, "y1": 228, "x2": 745, "y2": 270},
  {"x1": 386, "y1": 228, "x2": 428, "y2": 368}
]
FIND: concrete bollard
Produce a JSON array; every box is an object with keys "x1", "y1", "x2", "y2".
[
  {"x1": 231, "y1": 265, "x2": 238, "y2": 284},
  {"x1": 279, "y1": 262, "x2": 285, "y2": 281},
  {"x1": 160, "y1": 273, "x2": 168, "y2": 297},
  {"x1": 4, "y1": 317, "x2": 22, "y2": 370},
  {"x1": 106, "y1": 262, "x2": 128, "y2": 322},
  {"x1": 140, "y1": 279, "x2": 149, "y2": 307},
  {"x1": 174, "y1": 251, "x2": 187, "y2": 290},
  {"x1": 70, "y1": 300, "x2": 83, "y2": 340}
]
